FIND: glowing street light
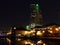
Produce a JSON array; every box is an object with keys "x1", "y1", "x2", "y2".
[
  {"x1": 48, "y1": 30, "x2": 53, "y2": 34},
  {"x1": 42, "y1": 30, "x2": 45, "y2": 33},
  {"x1": 24, "y1": 31, "x2": 28, "y2": 35},
  {"x1": 50, "y1": 27, "x2": 52, "y2": 30},
  {"x1": 36, "y1": 31, "x2": 43, "y2": 36},
  {"x1": 58, "y1": 27, "x2": 60, "y2": 29},
  {"x1": 14, "y1": 27, "x2": 16, "y2": 29},
  {"x1": 37, "y1": 40, "x2": 43, "y2": 44},
  {"x1": 17, "y1": 38, "x2": 21, "y2": 41},
  {"x1": 43, "y1": 43, "x2": 46, "y2": 45},
  {"x1": 55, "y1": 28, "x2": 59, "y2": 31}
]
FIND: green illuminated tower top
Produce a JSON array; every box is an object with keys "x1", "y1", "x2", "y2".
[{"x1": 36, "y1": 4, "x2": 39, "y2": 10}]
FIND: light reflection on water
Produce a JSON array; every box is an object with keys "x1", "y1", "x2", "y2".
[
  {"x1": 0, "y1": 37, "x2": 60, "y2": 45},
  {"x1": 0, "y1": 37, "x2": 11, "y2": 45}
]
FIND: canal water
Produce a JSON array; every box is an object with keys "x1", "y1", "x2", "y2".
[{"x1": 0, "y1": 37, "x2": 60, "y2": 45}]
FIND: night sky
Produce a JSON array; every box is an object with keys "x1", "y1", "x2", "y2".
[{"x1": 0, "y1": 0, "x2": 60, "y2": 30}]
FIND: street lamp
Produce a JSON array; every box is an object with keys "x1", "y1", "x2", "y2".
[{"x1": 55, "y1": 28, "x2": 59, "y2": 31}]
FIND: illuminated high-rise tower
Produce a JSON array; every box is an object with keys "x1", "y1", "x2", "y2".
[
  {"x1": 30, "y1": 4, "x2": 43, "y2": 28},
  {"x1": 25, "y1": 4, "x2": 43, "y2": 30}
]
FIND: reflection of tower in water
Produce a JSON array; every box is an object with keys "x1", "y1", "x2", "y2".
[{"x1": 30, "y1": 4, "x2": 43, "y2": 28}]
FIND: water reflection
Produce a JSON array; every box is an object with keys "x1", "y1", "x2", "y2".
[
  {"x1": 0, "y1": 37, "x2": 11, "y2": 45},
  {"x1": 6, "y1": 38, "x2": 11, "y2": 45},
  {"x1": 15, "y1": 38, "x2": 60, "y2": 45},
  {"x1": 0, "y1": 37, "x2": 60, "y2": 45}
]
